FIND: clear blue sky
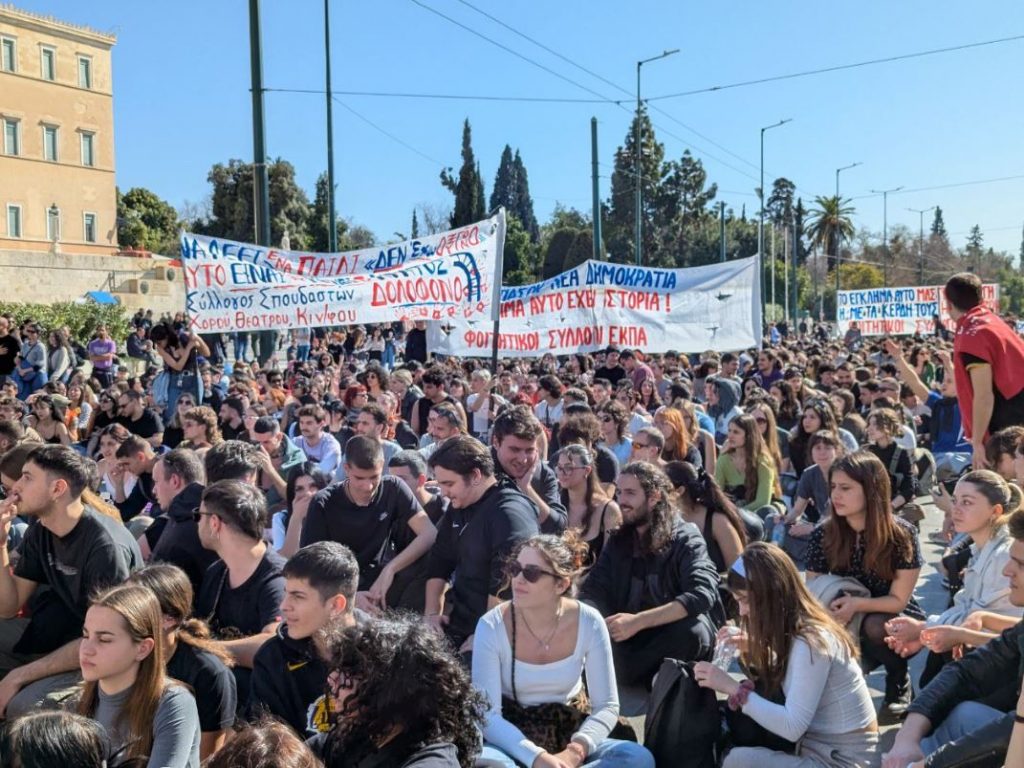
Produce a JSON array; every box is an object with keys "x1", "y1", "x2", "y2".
[{"x1": 21, "y1": 1, "x2": 1024, "y2": 258}]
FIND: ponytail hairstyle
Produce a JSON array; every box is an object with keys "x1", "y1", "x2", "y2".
[
  {"x1": 78, "y1": 584, "x2": 166, "y2": 762},
  {"x1": 127, "y1": 563, "x2": 234, "y2": 667},
  {"x1": 664, "y1": 460, "x2": 747, "y2": 546},
  {"x1": 957, "y1": 470, "x2": 1023, "y2": 531}
]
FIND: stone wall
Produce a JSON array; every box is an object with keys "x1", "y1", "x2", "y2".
[{"x1": 0, "y1": 248, "x2": 186, "y2": 315}]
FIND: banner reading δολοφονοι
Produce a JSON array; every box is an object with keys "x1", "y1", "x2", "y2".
[
  {"x1": 427, "y1": 255, "x2": 761, "y2": 357},
  {"x1": 179, "y1": 210, "x2": 504, "y2": 333}
]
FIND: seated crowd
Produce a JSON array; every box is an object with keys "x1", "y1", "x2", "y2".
[{"x1": 0, "y1": 272, "x2": 1023, "y2": 767}]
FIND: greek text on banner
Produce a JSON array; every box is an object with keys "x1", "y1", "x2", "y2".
[
  {"x1": 180, "y1": 211, "x2": 504, "y2": 332},
  {"x1": 836, "y1": 283, "x2": 1000, "y2": 336},
  {"x1": 428, "y1": 256, "x2": 761, "y2": 357}
]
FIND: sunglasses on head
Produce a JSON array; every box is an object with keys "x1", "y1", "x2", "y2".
[{"x1": 507, "y1": 561, "x2": 558, "y2": 583}]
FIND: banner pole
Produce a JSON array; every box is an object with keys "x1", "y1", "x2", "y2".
[{"x1": 490, "y1": 208, "x2": 507, "y2": 374}]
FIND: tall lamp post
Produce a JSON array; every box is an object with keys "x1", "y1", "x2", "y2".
[
  {"x1": 759, "y1": 118, "x2": 791, "y2": 320},
  {"x1": 635, "y1": 49, "x2": 679, "y2": 266},
  {"x1": 833, "y1": 162, "x2": 861, "y2": 304},
  {"x1": 907, "y1": 206, "x2": 937, "y2": 284},
  {"x1": 871, "y1": 186, "x2": 904, "y2": 286}
]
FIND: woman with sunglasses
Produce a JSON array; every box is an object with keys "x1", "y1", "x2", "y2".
[
  {"x1": 595, "y1": 401, "x2": 633, "y2": 466},
  {"x1": 473, "y1": 533, "x2": 654, "y2": 768},
  {"x1": 694, "y1": 543, "x2": 878, "y2": 767},
  {"x1": 554, "y1": 445, "x2": 621, "y2": 568},
  {"x1": 161, "y1": 393, "x2": 198, "y2": 450},
  {"x1": 181, "y1": 406, "x2": 222, "y2": 459}
]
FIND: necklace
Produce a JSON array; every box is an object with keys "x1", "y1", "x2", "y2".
[{"x1": 518, "y1": 600, "x2": 563, "y2": 651}]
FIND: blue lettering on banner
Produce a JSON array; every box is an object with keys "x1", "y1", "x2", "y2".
[{"x1": 585, "y1": 262, "x2": 678, "y2": 291}]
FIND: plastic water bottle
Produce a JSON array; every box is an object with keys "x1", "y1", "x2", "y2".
[
  {"x1": 771, "y1": 515, "x2": 787, "y2": 545},
  {"x1": 711, "y1": 625, "x2": 743, "y2": 670}
]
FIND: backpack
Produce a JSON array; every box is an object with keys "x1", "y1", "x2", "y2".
[{"x1": 643, "y1": 659, "x2": 720, "y2": 768}]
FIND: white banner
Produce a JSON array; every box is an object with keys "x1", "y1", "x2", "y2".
[
  {"x1": 428, "y1": 256, "x2": 761, "y2": 357},
  {"x1": 836, "y1": 282, "x2": 1000, "y2": 336},
  {"x1": 180, "y1": 211, "x2": 505, "y2": 333}
]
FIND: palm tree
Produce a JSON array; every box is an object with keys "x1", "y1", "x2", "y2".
[{"x1": 805, "y1": 195, "x2": 855, "y2": 270}]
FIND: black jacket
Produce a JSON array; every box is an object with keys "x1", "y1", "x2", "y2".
[
  {"x1": 491, "y1": 448, "x2": 567, "y2": 535},
  {"x1": 580, "y1": 518, "x2": 725, "y2": 628},
  {"x1": 249, "y1": 623, "x2": 331, "y2": 737},
  {"x1": 307, "y1": 737, "x2": 461, "y2": 768},
  {"x1": 426, "y1": 480, "x2": 539, "y2": 642},
  {"x1": 150, "y1": 482, "x2": 218, "y2": 595},
  {"x1": 911, "y1": 621, "x2": 1023, "y2": 768}
]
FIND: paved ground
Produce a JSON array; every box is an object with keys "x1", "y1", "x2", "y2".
[{"x1": 623, "y1": 494, "x2": 951, "y2": 754}]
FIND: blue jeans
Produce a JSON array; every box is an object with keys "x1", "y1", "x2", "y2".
[
  {"x1": 296, "y1": 344, "x2": 310, "y2": 362},
  {"x1": 14, "y1": 369, "x2": 46, "y2": 400},
  {"x1": 920, "y1": 700, "x2": 1004, "y2": 755},
  {"x1": 479, "y1": 739, "x2": 654, "y2": 768},
  {"x1": 233, "y1": 333, "x2": 249, "y2": 362},
  {"x1": 164, "y1": 371, "x2": 203, "y2": 423}
]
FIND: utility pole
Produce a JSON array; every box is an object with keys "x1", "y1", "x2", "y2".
[
  {"x1": 248, "y1": 0, "x2": 271, "y2": 247},
  {"x1": 635, "y1": 49, "x2": 678, "y2": 266},
  {"x1": 871, "y1": 186, "x2": 904, "y2": 286},
  {"x1": 591, "y1": 118, "x2": 602, "y2": 260},
  {"x1": 907, "y1": 206, "x2": 936, "y2": 284},
  {"x1": 834, "y1": 162, "x2": 861, "y2": 306},
  {"x1": 324, "y1": 0, "x2": 337, "y2": 252},
  {"x1": 759, "y1": 118, "x2": 791, "y2": 317}
]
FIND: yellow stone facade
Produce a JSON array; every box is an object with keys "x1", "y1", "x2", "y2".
[{"x1": 0, "y1": 4, "x2": 117, "y2": 256}]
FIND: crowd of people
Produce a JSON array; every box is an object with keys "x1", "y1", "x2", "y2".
[{"x1": 0, "y1": 271, "x2": 1022, "y2": 767}]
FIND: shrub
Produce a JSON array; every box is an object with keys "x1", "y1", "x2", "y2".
[{"x1": 0, "y1": 301, "x2": 131, "y2": 343}]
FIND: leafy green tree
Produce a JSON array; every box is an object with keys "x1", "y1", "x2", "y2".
[
  {"x1": 563, "y1": 230, "x2": 593, "y2": 273},
  {"x1": 117, "y1": 187, "x2": 180, "y2": 255},
  {"x1": 512, "y1": 150, "x2": 539, "y2": 242},
  {"x1": 411, "y1": 209, "x2": 419, "y2": 239},
  {"x1": 652, "y1": 150, "x2": 718, "y2": 267},
  {"x1": 542, "y1": 229, "x2": 578, "y2": 280},
  {"x1": 440, "y1": 119, "x2": 486, "y2": 228},
  {"x1": 806, "y1": 195, "x2": 855, "y2": 271},
  {"x1": 194, "y1": 158, "x2": 311, "y2": 247},
  {"x1": 490, "y1": 145, "x2": 517, "y2": 214},
  {"x1": 606, "y1": 107, "x2": 665, "y2": 264},
  {"x1": 764, "y1": 178, "x2": 796, "y2": 227},
  {"x1": 931, "y1": 207, "x2": 948, "y2": 240},
  {"x1": 309, "y1": 172, "x2": 348, "y2": 252},
  {"x1": 965, "y1": 225, "x2": 985, "y2": 270},
  {"x1": 793, "y1": 197, "x2": 807, "y2": 265},
  {"x1": 501, "y1": 215, "x2": 538, "y2": 285}
]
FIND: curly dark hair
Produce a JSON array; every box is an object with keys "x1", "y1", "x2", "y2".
[
  {"x1": 319, "y1": 615, "x2": 486, "y2": 768},
  {"x1": 618, "y1": 461, "x2": 676, "y2": 556}
]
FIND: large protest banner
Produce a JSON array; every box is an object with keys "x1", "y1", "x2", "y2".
[
  {"x1": 836, "y1": 282, "x2": 1000, "y2": 336},
  {"x1": 180, "y1": 211, "x2": 504, "y2": 332},
  {"x1": 428, "y1": 255, "x2": 761, "y2": 357}
]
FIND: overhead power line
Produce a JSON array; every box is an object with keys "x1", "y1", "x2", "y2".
[
  {"x1": 649, "y1": 33, "x2": 1024, "y2": 100},
  {"x1": 849, "y1": 173, "x2": 1024, "y2": 200},
  {"x1": 331, "y1": 96, "x2": 447, "y2": 167}
]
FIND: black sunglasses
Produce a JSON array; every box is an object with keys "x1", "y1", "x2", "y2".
[
  {"x1": 191, "y1": 507, "x2": 216, "y2": 523},
  {"x1": 507, "y1": 561, "x2": 558, "y2": 583}
]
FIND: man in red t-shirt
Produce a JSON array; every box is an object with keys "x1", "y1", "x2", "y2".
[{"x1": 945, "y1": 272, "x2": 1024, "y2": 469}]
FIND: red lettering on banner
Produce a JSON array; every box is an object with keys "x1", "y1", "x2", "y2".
[
  {"x1": 603, "y1": 289, "x2": 662, "y2": 312},
  {"x1": 501, "y1": 299, "x2": 525, "y2": 318},
  {"x1": 547, "y1": 326, "x2": 604, "y2": 349},
  {"x1": 567, "y1": 289, "x2": 596, "y2": 309},
  {"x1": 371, "y1": 277, "x2": 466, "y2": 307},
  {"x1": 859, "y1": 319, "x2": 907, "y2": 335},
  {"x1": 435, "y1": 226, "x2": 480, "y2": 257},
  {"x1": 608, "y1": 326, "x2": 649, "y2": 346},
  {"x1": 185, "y1": 264, "x2": 227, "y2": 288}
]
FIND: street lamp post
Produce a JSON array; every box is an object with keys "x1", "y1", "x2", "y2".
[
  {"x1": 907, "y1": 206, "x2": 937, "y2": 284},
  {"x1": 871, "y1": 186, "x2": 904, "y2": 286},
  {"x1": 833, "y1": 162, "x2": 861, "y2": 304},
  {"x1": 635, "y1": 49, "x2": 678, "y2": 266},
  {"x1": 759, "y1": 118, "x2": 791, "y2": 320}
]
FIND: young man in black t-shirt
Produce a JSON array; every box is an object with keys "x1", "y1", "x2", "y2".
[
  {"x1": 300, "y1": 436, "x2": 436, "y2": 613},
  {"x1": 249, "y1": 541, "x2": 359, "y2": 736},
  {"x1": 117, "y1": 389, "x2": 165, "y2": 448},
  {"x1": 0, "y1": 445, "x2": 141, "y2": 717},
  {"x1": 0, "y1": 317, "x2": 20, "y2": 387},
  {"x1": 195, "y1": 480, "x2": 286, "y2": 712},
  {"x1": 388, "y1": 449, "x2": 447, "y2": 524}
]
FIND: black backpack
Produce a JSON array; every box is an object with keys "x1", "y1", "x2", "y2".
[{"x1": 643, "y1": 659, "x2": 720, "y2": 768}]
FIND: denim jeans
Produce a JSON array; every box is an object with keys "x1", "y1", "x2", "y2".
[
  {"x1": 479, "y1": 739, "x2": 654, "y2": 768},
  {"x1": 296, "y1": 344, "x2": 310, "y2": 361},
  {"x1": 14, "y1": 369, "x2": 46, "y2": 400},
  {"x1": 920, "y1": 700, "x2": 1005, "y2": 755},
  {"x1": 164, "y1": 371, "x2": 203, "y2": 423}
]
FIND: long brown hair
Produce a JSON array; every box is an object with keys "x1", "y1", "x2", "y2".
[
  {"x1": 725, "y1": 413, "x2": 774, "y2": 504},
  {"x1": 747, "y1": 402, "x2": 783, "y2": 474},
  {"x1": 823, "y1": 451, "x2": 914, "y2": 581},
  {"x1": 729, "y1": 542, "x2": 857, "y2": 696},
  {"x1": 78, "y1": 584, "x2": 167, "y2": 761},
  {"x1": 127, "y1": 564, "x2": 234, "y2": 667},
  {"x1": 555, "y1": 444, "x2": 609, "y2": 539}
]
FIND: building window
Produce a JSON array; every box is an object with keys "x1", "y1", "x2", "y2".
[
  {"x1": 46, "y1": 206, "x2": 61, "y2": 241},
  {"x1": 80, "y1": 131, "x2": 95, "y2": 167},
  {"x1": 40, "y1": 46, "x2": 55, "y2": 81},
  {"x1": 43, "y1": 125, "x2": 58, "y2": 162},
  {"x1": 2, "y1": 119, "x2": 18, "y2": 156},
  {"x1": 83, "y1": 212, "x2": 97, "y2": 243},
  {"x1": 77, "y1": 55, "x2": 91, "y2": 89},
  {"x1": 6, "y1": 205, "x2": 21, "y2": 238},
  {"x1": 1, "y1": 37, "x2": 15, "y2": 73}
]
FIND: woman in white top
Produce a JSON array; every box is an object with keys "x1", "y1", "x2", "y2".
[
  {"x1": 694, "y1": 542, "x2": 879, "y2": 768},
  {"x1": 473, "y1": 533, "x2": 654, "y2": 768},
  {"x1": 885, "y1": 470, "x2": 1024, "y2": 687}
]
